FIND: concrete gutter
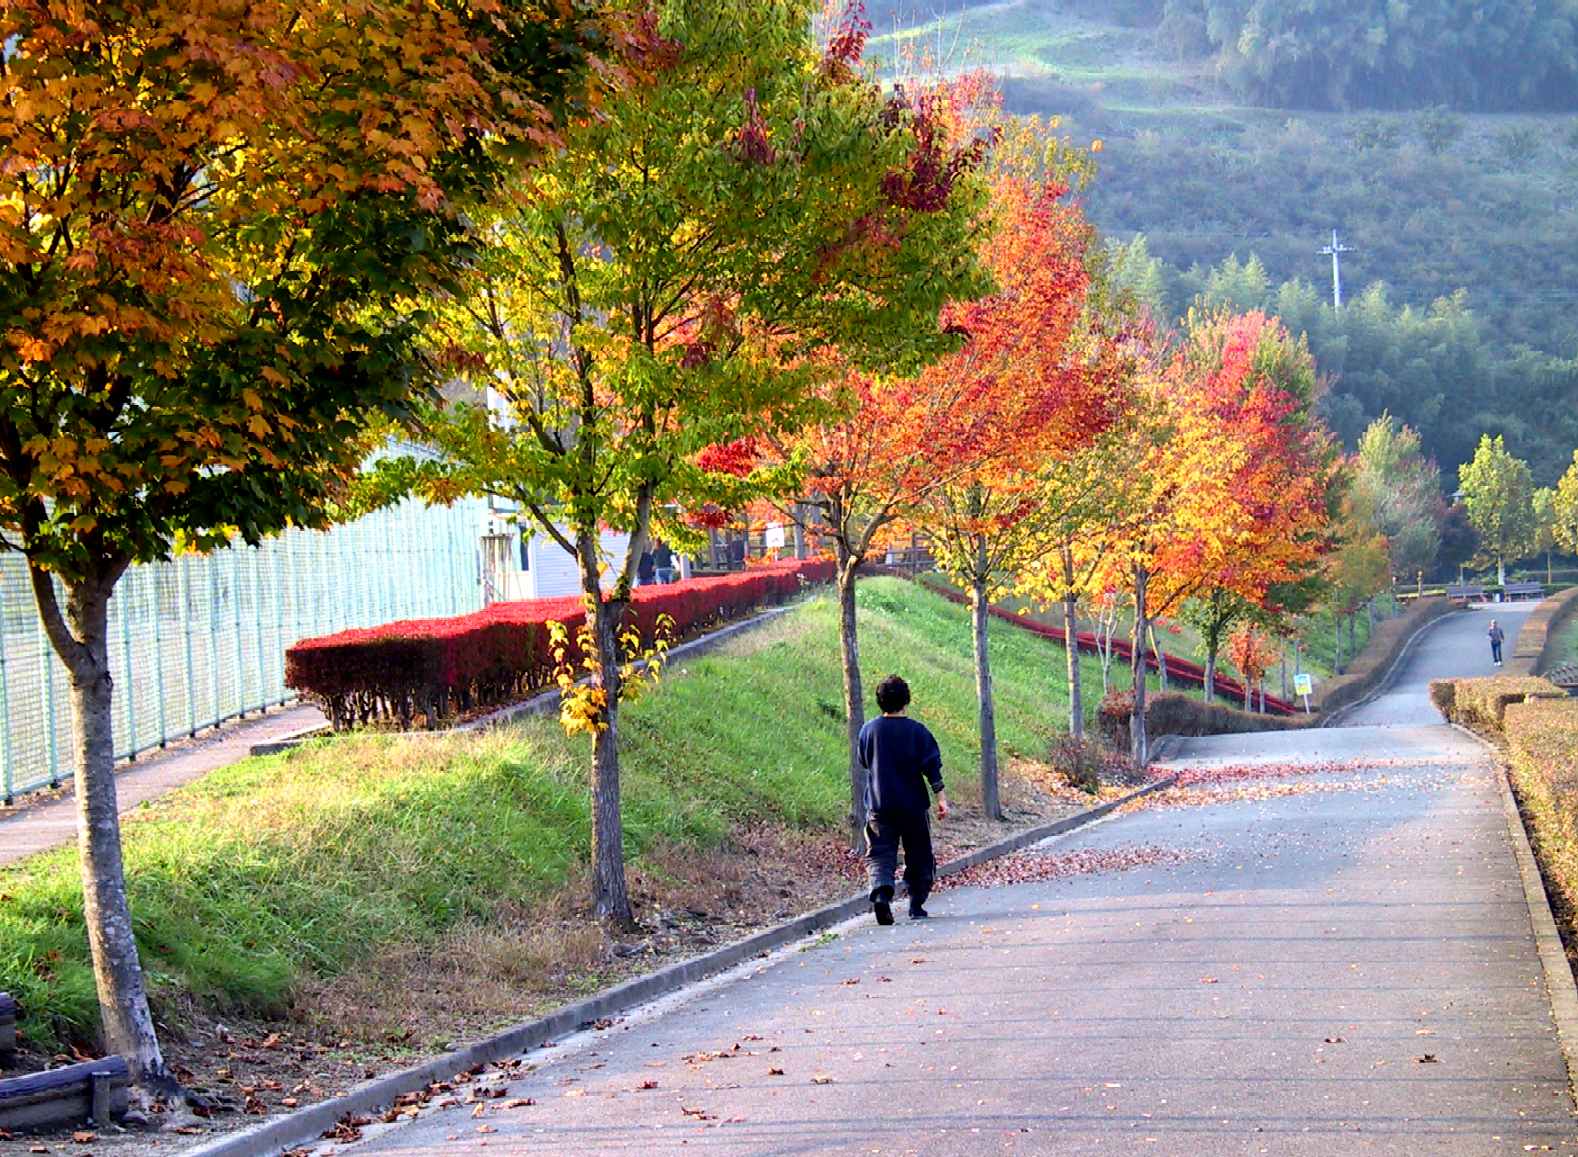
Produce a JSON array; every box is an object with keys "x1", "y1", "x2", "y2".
[
  {"x1": 1452, "y1": 722, "x2": 1578, "y2": 1103},
  {"x1": 180, "y1": 774, "x2": 1176, "y2": 1157}
]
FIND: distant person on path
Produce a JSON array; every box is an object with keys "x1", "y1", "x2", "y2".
[
  {"x1": 860, "y1": 674, "x2": 950, "y2": 925},
  {"x1": 1489, "y1": 619, "x2": 1505, "y2": 666},
  {"x1": 653, "y1": 541, "x2": 674, "y2": 585},
  {"x1": 637, "y1": 549, "x2": 656, "y2": 587}
]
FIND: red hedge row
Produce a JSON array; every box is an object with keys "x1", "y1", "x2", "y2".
[{"x1": 287, "y1": 559, "x2": 836, "y2": 730}]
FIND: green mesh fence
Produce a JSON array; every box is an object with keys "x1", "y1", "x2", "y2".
[{"x1": 0, "y1": 498, "x2": 484, "y2": 802}]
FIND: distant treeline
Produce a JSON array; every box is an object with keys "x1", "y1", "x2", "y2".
[
  {"x1": 1063, "y1": 0, "x2": 1578, "y2": 111},
  {"x1": 1106, "y1": 241, "x2": 1578, "y2": 486}
]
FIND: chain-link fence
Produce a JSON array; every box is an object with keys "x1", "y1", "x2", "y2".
[{"x1": 0, "y1": 497, "x2": 486, "y2": 802}]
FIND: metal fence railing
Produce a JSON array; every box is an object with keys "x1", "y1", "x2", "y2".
[{"x1": 0, "y1": 497, "x2": 486, "y2": 802}]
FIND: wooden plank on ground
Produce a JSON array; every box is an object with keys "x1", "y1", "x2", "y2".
[{"x1": 0, "y1": 1055, "x2": 129, "y2": 1130}]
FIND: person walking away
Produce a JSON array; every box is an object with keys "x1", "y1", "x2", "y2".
[
  {"x1": 861, "y1": 674, "x2": 950, "y2": 924},
  {"x1": 1488, "y1": 619, "x2": 1505, "y2": 666},
  {"x1": 637, "y1": 549, "x2": 656, "y2": 587},
  {"x1": 653, "y1": 540, "x2": 674, "y2": 585}
]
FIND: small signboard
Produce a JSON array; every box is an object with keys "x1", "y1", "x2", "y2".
[
  {"x1": 1293, "y1": 672, "x2": 1313, "y2": 713},
  {"x1": 764, "y1": 522, "x2": 786, "y2": 549}
]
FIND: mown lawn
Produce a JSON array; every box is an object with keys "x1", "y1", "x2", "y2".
[{"x1": 1, "y1": 577, "x2": 1108, "y2": 1048}]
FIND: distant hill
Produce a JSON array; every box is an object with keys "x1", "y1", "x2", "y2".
[{"x1": 868, "y1": 0, "x2": 1578, "y2": 483}]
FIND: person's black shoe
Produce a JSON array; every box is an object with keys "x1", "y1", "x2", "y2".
[
  {"x1": 872, "y1": 888, "x2": 894, "y2": 926},
  {"x1": 908, "y1": 906, "x2": 929, "y2": 920}
]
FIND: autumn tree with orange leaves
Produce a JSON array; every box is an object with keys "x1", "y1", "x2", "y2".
[
  {"x1": 910, "y1": 176, "x2": 1123, "y2": 821},
  {"x1": 0, "y1": 0, "x2": 599, "y2": 1097},
  {"x1": 1091, "y1": 311, "x2": 1335, "y2": 762},
  {"x1": 1171, "y1": 311, "x2": 1338, "y2": 703}
]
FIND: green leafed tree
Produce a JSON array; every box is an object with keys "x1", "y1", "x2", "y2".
[
  {"x1": 1551, "y1": 451, "x2": 1578, "y2": 556},
  {"x1": 1459, "y1": 434, "x2": 1539, "y2": 586},
  {"x1": 399, "y1": 0, "x2": 988, "y2": 925},
  {"x1": 1351, "y1": 414, "x2": 1443, "y2": 583},
  {"x1": 0, "y1": 0, "x2": 595, "y2": 1096}
]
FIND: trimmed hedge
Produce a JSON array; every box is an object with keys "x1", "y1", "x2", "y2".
[
  {"x1": 1430, "y1": 675, "x2": 1568, "y2": 735},
  {"x1": 286, "y1": 559, "x2": 836, "y2": 729},
  {"x1": 1513, "y1": 586, "x2": 1578, "y2": 676},
  {"x1": 1503, "y1": 697, "x2": 1578, "y2": 947}
]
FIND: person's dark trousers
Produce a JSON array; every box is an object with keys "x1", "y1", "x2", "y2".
[
  {"x1": 1492, "y1": 641, "x2": 1503, "y2": 663},
  {"x1": 866, "y1": 808, "x2": 936, "y2": 913}
]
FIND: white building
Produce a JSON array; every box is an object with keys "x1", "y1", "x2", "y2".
[{"x1": 480, "y1": 499, "x2": 632, "y2": 603}]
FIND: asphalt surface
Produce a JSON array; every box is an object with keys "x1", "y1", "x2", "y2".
[
  {"x1": 331, "y1": 604, "x2": 1575, "y2": 1156},
  {"x1": 1340, "y1": 603, "x2": 1534, "y2": 728}
]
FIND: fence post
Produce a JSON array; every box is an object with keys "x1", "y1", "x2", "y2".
[
  {"x1": 253, "y1": 547, "x2": 268, "y2": 713},
  {"x1": 38, "y1": 611, "x2": 59, "y2": 788},
  {"x1": 117, "y1": 581, "x2": 135, "y2": 760},
  {"x1": 232, "y1": 549, "x2": 246, "y2": 718},
  {"x1": 207, "y1": 555, "x2": 221, "y2": 730},
  {"x1": 181, "y1": 555, "x2": 197, "y2": 737},
  {"x1": 0, "y1": 592, "x2": 12, "y2": 804},
  {"x1": 152, "y1": 566, "x2": 168, "y2": 747}
]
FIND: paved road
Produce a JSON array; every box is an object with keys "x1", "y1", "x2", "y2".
[
  {"x1": 329, "y1": 605, "x2": 1575, "y2": 1156},
  {"x1": 1340, "y1": 603, "x2": 1534, "y2": 728}
]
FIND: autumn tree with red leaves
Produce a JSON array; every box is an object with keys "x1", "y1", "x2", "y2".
[
  {"x1": 909, "y1": 176, "x2": 1123, "y2": 820},
  {"x1": 1090, "y1": 311, "x2": 1336, "y2": 762}
]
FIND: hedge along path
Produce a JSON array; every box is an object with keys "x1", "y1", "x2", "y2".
[
  {"x1": 285, "y1": 559, "x2": 837, "y2": 730},
  {"x1": 0, "y1": 577, "x2": 1113, "y2": 1051}
]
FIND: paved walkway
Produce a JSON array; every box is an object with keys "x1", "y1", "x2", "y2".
[
  {"x1": 1340, "y1": 602, "x2": 1535, "y2": 728},
  {"x1": 0, "y1": 703, "x2": 324, "y2": 868},
  {"x1": 325, "y1": 601, "x2": 1576, "y2": 1155}
]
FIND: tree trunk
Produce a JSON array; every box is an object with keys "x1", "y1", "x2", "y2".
[
  {"x1": 836, "y1": 554, "x2": 867, "y2": 851},
  {"x1": 1149, "y1": 621, "x2": 1168, "y2": 691},
  {"x1": 1497, "y1": 555, "x2": 1506, "y2": 587},
  {"x1": 577, "y1": 534, "x2": 634, "y2": 928},
  {"x1": 57, "y1": 578, "x2": 173, "y2": 1094},
  {"x1": 970, "y1": 550, "x2": 1002, "y2": 822},
  {"x1": 1202, "y1": 649, "x2": 1217, "y2": 704},
  {"x1": 1061, "y1": 547, "x2": 1084, "y2": 742},
  {"x1": 1130, "y1": 567, "x2": 1150, "y2": 765},
  {"x1": 1333, "y1": 611, "x2": 1342, "y2": 673},
  {"x1": 792, "y1": 506, "x2": 807, "y2": 560}
]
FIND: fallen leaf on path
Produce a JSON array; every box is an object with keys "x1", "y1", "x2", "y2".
[
  {"x1": 1415, "y1": 1054, "x2": 1439, "y2": 1064},
  {"x1": 638, "y1": 1079, "x2": 659, "y2": 1090},
  {"x1": 811, "y1": 1074, "x2": 835, "y2": 1084}
]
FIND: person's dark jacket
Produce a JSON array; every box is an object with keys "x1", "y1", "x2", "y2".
[
  {"x1": 859, "y1": 715, "x2": 944, "y2": 817},
  {"x1": 637, "y1": 551, "x2": 656, "y2": 583}
]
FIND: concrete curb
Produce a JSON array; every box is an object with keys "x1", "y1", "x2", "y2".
[
  {"x1": 180, "y1": 774, "x2": 1175, "y2": 1157},
  {"x1": 1451, "y1": 722, "x2": 1578, "y2": 1102},
  {"x1": 1322, "y1": 607, "x2": 1466, "y2": 727}
]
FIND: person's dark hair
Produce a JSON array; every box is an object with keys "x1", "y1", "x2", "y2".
[{"x1": 875, "y1": 674, "x2": 911, "y2": 714}]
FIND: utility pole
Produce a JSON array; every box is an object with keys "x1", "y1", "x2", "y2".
[{"x1": 1319, "y1": 229, "x2": 1355, "y2": 310}]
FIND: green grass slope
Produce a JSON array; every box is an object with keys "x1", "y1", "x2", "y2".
[{"x1": 1, "y1": 577, "x2": 1107, "y2": 1048}]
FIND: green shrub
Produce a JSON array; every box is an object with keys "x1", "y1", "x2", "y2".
[{"x1": 1429, "y1": 679, "x2": 1456, "y2": 719}]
